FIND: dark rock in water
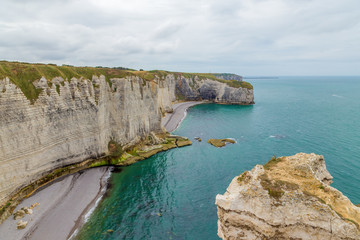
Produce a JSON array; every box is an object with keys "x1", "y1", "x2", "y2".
[
  {"x1": 207, "y1": 139, "x2": 235, "y2": 147},
  {"x1": 194, "y1": 137, "x2": 202, "y2": 142}
]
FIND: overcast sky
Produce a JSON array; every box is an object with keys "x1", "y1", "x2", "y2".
[{"x1": 0, "y1": 0, "x2": 359, "y2": 76}]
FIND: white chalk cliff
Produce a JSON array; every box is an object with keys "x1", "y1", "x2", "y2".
[
  {"x1": 216, "y1": 153, "x2": 360, "y2": 239},
  {"x1": 0, "y1": 72, "x2": 253, "y2": 211}
]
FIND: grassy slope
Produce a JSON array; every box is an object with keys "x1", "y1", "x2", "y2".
[
  {"x1": 0, "y1": 61, "x2": 253, "y2": 103},
  {"x1": 262, "y1": 155, "x2": 360, "y2": 228}
]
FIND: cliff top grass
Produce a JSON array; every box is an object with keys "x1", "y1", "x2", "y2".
[
  {"x1": 260, "y1": 153, "x2": 360, "y2": 228},
  {"x1": 175, "y1": 72, "x2": 253, "y2": 90},
  {"x1": 0, "y1": 61, "x2": 140, "y2": 103},
  {"x1": 0, "y1": 61, "x2": 252, "y2": 103}
]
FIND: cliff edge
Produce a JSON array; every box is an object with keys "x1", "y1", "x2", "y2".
[
  {"x1": 0, "y1": 61, "x2": 254, "y2": 222},
  {"x1": 216, "y1": 153, "x2": 360, "y2": 239}
]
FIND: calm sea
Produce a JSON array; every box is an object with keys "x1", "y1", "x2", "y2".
[{"x1": 76, "y1": 76, "x2": 360, "y2": 240}]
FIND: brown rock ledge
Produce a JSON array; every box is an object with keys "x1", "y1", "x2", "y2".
[
  {"x1": 216, "y1": 153, "x2": 360, "y2": 239},
  {"x1": 208, "y1": 138, "x2": 236, "y2": 147}
]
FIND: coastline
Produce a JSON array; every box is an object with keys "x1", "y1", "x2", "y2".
[
  {"x1": 0, "y1": 101, "x2": 199, "y2": 240},
  {"x1": 67, "y1": 167, "x2": 111, "y2": 240},
  {"x1": 162, "y1": 101, "x2": 204, "y2": 132},
  {"x1": 0, "y1": 167, "x2": 110, "y2": 240}
]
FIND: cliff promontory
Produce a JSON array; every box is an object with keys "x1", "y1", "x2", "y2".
[
  {"x1": 0, "y1": 61, "x2": 254, "y2": 221},
  {"x1": 216, "y1": 153, "x2": 360, "y2": 239}
]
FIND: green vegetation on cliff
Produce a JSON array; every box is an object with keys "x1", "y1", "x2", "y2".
[
  {"x1": 0, "y1": 61, "x2": 253, "y2": 103},
  {"x1": 0, "y1": 133, "x2": 192, "y2": 223},
  {"x1": 176, "y1": 72, "x2": 253, "y2": 90},
  {"x1": 0, "y1": 61, "x2": 140, "y2": 103}
]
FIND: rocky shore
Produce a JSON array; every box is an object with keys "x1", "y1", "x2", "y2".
[
  {"x1": 0, "y1": 167, "x2": 110, "y2": 240},
  {"x1": 161, "y1": 101, "x2": 204, "y2": 132},
  {"x1": 216, "y1": 153, "x2": 360, "y2": 239}
]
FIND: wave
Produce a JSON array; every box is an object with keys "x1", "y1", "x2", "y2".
[
  {"x1": 83, "y1": 193, "x2": 104, "y2": 222},
  {"x1": 68, "y1": 229, "x2": 78, "y2": 240},
  {"x1": 269, "y1": 134, "x2": 286, "y2": 139},
  {"x1": 332, "y1": 94, "x2": 344, "y2": 98},
  {"x1": 226, "y1": 138, "x2": 237, "y2": 143},
  {"x1": 69, "y1": 167, "x2": 113, "y2": 239}
]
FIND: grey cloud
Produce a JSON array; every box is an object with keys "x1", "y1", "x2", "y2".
[
  {"x1": 152, "y1": 22, "x2": 183, "y2": 39},
  {"x1": 0, "y1": 0, "x2": 359, "y2": 75}
]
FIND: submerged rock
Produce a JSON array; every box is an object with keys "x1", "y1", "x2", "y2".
[
  {"x1": 208, "y1": 138, "x2": 235, "y2": 147},
  {"x1": 216, "y1": 153, "x2": 360, "y2": 239}
]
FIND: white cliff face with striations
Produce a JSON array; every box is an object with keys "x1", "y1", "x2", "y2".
[
  {"x1": 0, "y1": 75, "x2": 175, "y2": 207},
  {"x1": 0, "y1": 73, "x2": 253, "y2": 208},
  {"x1": 216, "y1": 153, "x2": 360, "y2": 240},
  {"x1": 176, "y1": 76, "x2": 254, "y2": 104}
]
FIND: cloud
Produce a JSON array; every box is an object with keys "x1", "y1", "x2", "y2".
[{"x1": 0, "y1": 0, "x2": 359, "y2": 75}]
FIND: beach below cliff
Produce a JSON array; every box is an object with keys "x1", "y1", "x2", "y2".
[
  {"x1": 162, "y1": 101, "x2": 204, "y2": 132},
  {"x1": 0, "y1": 167, "x2": 110, "y2": 240},
  {"x1": 0, "y1": 101, "x2": 199, "y2": 240}
]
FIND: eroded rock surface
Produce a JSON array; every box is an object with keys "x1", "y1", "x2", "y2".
[
  {"x1": 207, "y1": 138, "x2": 235, "y2": 147},
  {"x1": 216, "y1": 153, "x2": 360, "y2": 239},
  {"x1": 0, "y1": 73, "x2": 253, "y2": 216},
  {"x1": 176, "y1": 76, "x2": 254, "y2": 104},
  {"x1": 16, "y1": 220, "x2": 27, "y2": 229}
]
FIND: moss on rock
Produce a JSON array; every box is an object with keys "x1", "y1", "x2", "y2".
[
  {"x1": 207, "y1": 138, "x2": 235, "y2": 147},
  {"x1": 0, "y1": 133, "x2": 192, "y2": 223}
]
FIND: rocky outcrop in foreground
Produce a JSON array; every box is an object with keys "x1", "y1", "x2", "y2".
[{"x1": 216, "y1": 153, "x2": 360, "y2": 239}]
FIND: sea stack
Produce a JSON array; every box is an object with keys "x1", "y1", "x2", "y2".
[{"x1": 216, "y1": 153, "x2": 360, "y2": 239}]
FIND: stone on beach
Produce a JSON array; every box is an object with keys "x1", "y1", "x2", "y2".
[
  {"x1": 13, "y1": 209, "x2": 25, "y2": 220},
  {"x1": 24, "y1": 207, "x2": 33, "y2": 215},
  {"x1": 17, "y1": 220, "x2": 28, "y2": 229}
]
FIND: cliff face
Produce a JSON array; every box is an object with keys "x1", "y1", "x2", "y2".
[
  {"x1": 0, "y1": 75, "x2": 175, "y2": 207},
  {"x1": 213, "y1": 73, "x2": 243, "y2": 81},
  {"x1": 0, "y1": 72, "x2": 253, "y2": 208},
  {"x1": 216, "y1": 153, "x2": 360, "y2": 240},
  {"x1": 176, "y1": 76, "x2": 254, "y2": 104}
]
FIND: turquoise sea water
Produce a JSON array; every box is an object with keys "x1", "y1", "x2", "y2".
[{"x1": 76, "y1": 76, "x2": 360, "y2": 240}]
